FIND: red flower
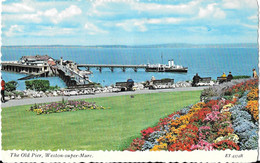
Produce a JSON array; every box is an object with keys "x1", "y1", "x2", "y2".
[
  {"x1": 205, "y1": 100, "x2": 219, "y2": 108},
  {"x1": 213, "y1": 140, "x2": 240, "y2": 150},
  {"x1": 126, "y1": 138, "x2": 145, "y2": 151}
]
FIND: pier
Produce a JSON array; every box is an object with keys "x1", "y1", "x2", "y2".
[
  {"x1": 57, "y1": 58, "x2": 92, "y2": 86},
  {"x1": 77, "y1": 61, "x2": 188, "y2": 73},
  {"x1": 1, "y1": 55, "x2": 93, "y2": 88},
  {"x1": 2, "y1": 61, "x2": 50, "y2": 75},
  {"x1": 1, "y1": 55, "x2": 187, "y2": 88},
  {"x1": 77, "y1": 64, "x2": 146, "y2": 72}
]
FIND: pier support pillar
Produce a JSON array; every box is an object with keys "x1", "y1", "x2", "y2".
[
  {"x1": 122, "y1": 67, "x2": 126, "y2": 72},
  {"x1": 98, "y1": 67, "x2": 102, "y2": 72},
  {"x1": 133, "y1": 67, "x2": 137, "y2": 72},
  {"x1": 110, "y1": 67, "x2": 114, "y2": 72}
]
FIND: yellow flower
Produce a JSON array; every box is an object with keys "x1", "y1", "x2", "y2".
[{"x1": 150, "y1": 143, "x2": 167, "y2": 151}]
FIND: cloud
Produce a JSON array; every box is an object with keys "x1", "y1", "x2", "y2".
[
  {"x1": 88, "y1": 0, "x2": 104, "y2": 16},
  {"x1": 2, "y1": 5, "x2": 82, "y2": 24},
  {"x1": 84, "y1": 22, "x2": 108, "y2": 35},
  {"x1": 2, "y1": 12, "x2": 42, "y2": 23},
  {"x1": 130, "y1": 0, "x2": 202, "y2": 15},
  {"x1": 184, "y1": 26, "x2": 214, "y2": 33},
  {"x1": 222, "y1": 0, "x2": 257, "y2": 9},
  {"x1": 5, "y1": 25, "x2": 76, "y2": 37},
  {"x1": 44, "y1": 8, "x2": 58, "y2": 17},
  {"x1": 248, "y1": 14, "x2": 258, "y2": 22},
  {"x1": 5, "y1": 25, "x2": 24, "y2": 36},
  {"x1": 47, "y1": 5, "x2": 82, "y2": 24},
  {"x1": 88, "y1": 0, "x2": 202, "y2": 17},
  {"x1": 2, "y1": 1, "x2": 35, "y2": 13},
  {"x1": 87, "y1": 0, "x2": 125, "y2": 17},
  {"x1": 198, "y1": 3, "x2": 226, "y2": 19},
  {"x1": 116, "y1": 17, "x2": 184, "y2": 32},
  {"x1": 242, "y1": 23, "x2": 258, "y2": 29},
  {"x1": 31, "y1": 26, "x2": 75, "y2": 36}
]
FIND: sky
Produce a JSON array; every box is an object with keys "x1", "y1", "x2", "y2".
[{"x1": 1, "y1": 0, "x2": 259, "y2": 45}]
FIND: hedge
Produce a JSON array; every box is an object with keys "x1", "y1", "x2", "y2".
[
  {"x1": 25, "y1": 80, "x2": 50, "y2": 92},
  {"x1": 5, "y1": 81, "x2": 18, "y2": 92},
  {"x1": 233, "y1": 76, "x2": 251, "y2": 79}
]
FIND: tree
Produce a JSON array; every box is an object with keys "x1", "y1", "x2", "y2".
[{"x1": 5, "y1": 81, "x2": 18, "y2": 92}]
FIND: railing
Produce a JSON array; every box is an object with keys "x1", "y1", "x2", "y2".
[
  {"x1": 77, "y1": 64, "x2": 146, "y2": 68},
  {"x1": 57, "y1": 64, "x2": 91, "y2": 85}
]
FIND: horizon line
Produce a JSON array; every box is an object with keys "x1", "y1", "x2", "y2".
[{"x1": 1, "y1": 43, "x2": 258, "y2": 47}]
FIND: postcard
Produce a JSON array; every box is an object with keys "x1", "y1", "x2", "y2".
[{"x1": 0, "y1": 0, "x2": 259, "y2": 162}]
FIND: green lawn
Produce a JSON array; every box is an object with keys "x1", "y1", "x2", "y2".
[{"x1": 2, "y1": 90, "x2": 201, "y2": 151}]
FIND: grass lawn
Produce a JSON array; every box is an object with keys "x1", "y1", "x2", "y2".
[{"x1": 2, "y1": 90, "x2": 201, "y2": 151}]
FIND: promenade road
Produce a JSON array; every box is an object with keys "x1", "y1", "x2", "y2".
[{"x1": 1, "y1": 86, "x2": 207, "y2": 108}]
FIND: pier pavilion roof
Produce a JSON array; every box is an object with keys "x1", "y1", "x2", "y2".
[{"x1": 21, "y1": 55, "x2": 53, "y2": 61}]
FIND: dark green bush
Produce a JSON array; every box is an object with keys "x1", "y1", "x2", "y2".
[
  {"x1": 49, "y1": 85, "x2": 60, "y2": 91},
  {"x1": 5, "y1": 80, "x2": 18, "y2": 92},
  {"x1": 89, "y1": 82, "x2": 102, "y2": 88},
  {"x1": 4, "y1": 91, "x2": 13, "y2": 97},
  {"x1": 25, "y1": 80, "x2": 50, "y2": 92},
  {"x1": 161, "y1": 78, "x2": 171, "y2": 81},
  {"x1": 13, "y1": 91, "x2": 24, "y2": 97},
  {"x1": 233, "y1": 75, "x2": 251, "y2": 79}
]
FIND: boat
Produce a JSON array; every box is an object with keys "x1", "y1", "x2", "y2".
[{"x1": 145, "y1": 59, "x2": 188, "y2": 72}]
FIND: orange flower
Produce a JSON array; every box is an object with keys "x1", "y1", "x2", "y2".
[
  {"x1": 247, "y1": 88, "x2": 259, "y2": 101},
  {"x1": 246, "y1": 100, "x2": 259, "y2": 121}
]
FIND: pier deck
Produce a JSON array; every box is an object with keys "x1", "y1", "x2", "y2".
[
  {"x1": 57, "y1": 64, "x2": 91, "y2": 86},
  {"x1": 77, "y1": 64, "x2": 188, "y2": 72},
  {"x1": 78, "y1": 64, "x2": 146, "y2": 72}
]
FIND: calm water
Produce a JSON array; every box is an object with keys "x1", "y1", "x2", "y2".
[{"x1": 1, "y1": 47, "x2": 258, "y2": 90}]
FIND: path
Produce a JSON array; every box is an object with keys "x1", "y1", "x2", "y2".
[{"x1": 1, "y1": 86, "x2": 207, "y2": 108}]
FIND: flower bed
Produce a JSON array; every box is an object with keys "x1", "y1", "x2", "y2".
[
  {"x1": 28, "y1": 100, "x2": 109, "y2": 115},
  {"x1": 127, "y1": 79, "x2": 258, "y2": 151}
]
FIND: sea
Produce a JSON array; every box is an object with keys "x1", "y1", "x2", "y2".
[{"x1": 1, "y1": 46, "x2": 258, "y2": 90}]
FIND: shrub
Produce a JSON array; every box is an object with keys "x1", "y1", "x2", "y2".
[
  {"x1": 89, "y1": 82, "x2": 102, "y2": 88},
  {"x1": 25, "y1": 80, "x2": 50, "y2": 92},
  {"x1": 13, "y1": 91, "x2": 24, "y2": 97},
  {"x1": 5, "y1": 80, "x2": 18, "y2": 92},
  {"x1": 49, "y1": 85, "x2": 60, "y2": 91},
  {"x1": 4, "y1": 91, "x2": 13, "y2": 97},
  {"x1": 233, "y1": 75, "x2": 251, "y2": 79}
]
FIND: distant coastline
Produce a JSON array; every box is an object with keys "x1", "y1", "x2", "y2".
[{"x1": 1, "y1": 43, "x2": 258, "y2": 48}]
